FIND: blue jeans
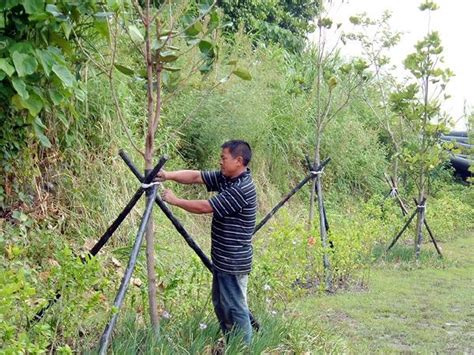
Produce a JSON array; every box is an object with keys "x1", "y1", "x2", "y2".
[{"x1": 212, "y1": 270, "x2": 252, "y2": 345}]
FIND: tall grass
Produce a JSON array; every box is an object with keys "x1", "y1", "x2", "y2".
[{"x1": 102, "y1": 307, "x2": 343, "y2": 354}]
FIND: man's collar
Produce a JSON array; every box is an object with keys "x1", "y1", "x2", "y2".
[{"x1": 226, "y1": 168, "x2": 250, "y2": 182}]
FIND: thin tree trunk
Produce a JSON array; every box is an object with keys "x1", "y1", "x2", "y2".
[
  {"x1": 144, "y1": 0, "x2": 159, "y2": 334},
  {"x1": 310, "y1": 11, "x2": 332, "y2": 290},
  {"x1": 308, "y1": 21, "x2": 323, "y2": 231},
  {"x1": 145, "y1": 184, "x2": 159, "y2": 335},
  {"x1": 144, "y1": 129, "x2": 159, "y2": 335},
  {"x1": 312, "y1": 136, "x2": 332, "y2": 290},
  {"x1": 309, "y1": 134, "x2": 321, "y2": 229},
  {"x1": 316, "y1": 173, "x2": 332, "y2": 290},
  {"x1": 415, "y1": 189, "x2": 425, "y2": 259},
  {"x1": 309, "y1": 178, "x2": 316, "y2": 229},
  {"x1": 393, "y1": 154, "x2": 399, "y2": 187},
  {"x1": 416, "y1": 45, "x2": 430, "y2": 259}
]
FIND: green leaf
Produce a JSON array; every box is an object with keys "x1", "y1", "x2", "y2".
[
  {"x1": 198, "y1": 0, "x2": 213, "y2": 15},
  {"x1": 76, "y1": 88, "x2": 86, "y2": 102},
  {"x1": 12, "y1": 52, "x2": 38, "y2": 77},
  {"x1": 114, "y1": 64, "x2": 134, "y2": 76},
  {"x1": 23, "y1": 0, "x2": 44, "y2": 14},
  {"x1": 48, "y1": 88, "x2": 64, "y2": 105},
  {"x1": 12, "y1": 210, "x2": 28, "y2": 222},
  {"x1": 28, "y1": 11, "x2": 48, "y2": 21},
  {"x1": 159, "y1": 50, "x2": 179, "y2": 63},
  {"x1": 46, "y1": 4, "x2": 64, "y2": 17},
  {"x1": 25, "y1": 93, "x2": 44, "y2": 116},
  {"x1": 9, "y1": 42, "x2": 34, "y2": 55},
  {"x1": 209, "y1": 10, "x2": 220, "y2": 30},
  {"x1": 163, "y1": 66, "x2": 181, "y2": 72},
  {"x1": 327, "y1": 76, "x2": 337, "y2": 91},
  {"x1": 61, "y1": 21, "x2": 72, "y2": 40},
  {"x1": 57, "y1": 111, "x2": 68, "y2": 128},
  {"x1": 318, "y1": 17, "x2": 333, "y2": 29},
  {"x1": 52, "y1": 64, "x2": 74, "y2": 87},
  {"x1": 349, "y1": 16, "x2": 361, "y2": 25},
  {"x1": 107, "y1": 0, "x2": 121, "y2": 11},
  {"x1": 47, "y1": 46, "x2": 67, "y2": 66},
  {"x1": 152, "y1": 39, "x2": 165, "y2": 50},
  {"x1": 33, "y1": 117, "x2": 51, "y2": 148},
  {"x1": 11, "y1": 77, "x2": 29, "y2": 99},
  {"x1": 1, "y1": 0, "x2": 20, "y2": 11},
  {"x1": 11, "y1": 94, "x2": 22, "y2": 111},
  {"x1": 232, "y1": 68, "x2": 252, "y2": 81},
  {"x1": 185, "y1": 21, "x2": 202, "y2": 37},
  {"x1": 35, "y1": 49, "x2": 55, "y2": 76},
  {"x1": 0, "y1": 58, "x2": 15, "y2": 76},
  {"x1": 94, "y1": 19, "x2": 110, "y2": 39},
  {"x1": 12, "y1": 93, "x2": 43, "y2": 116},
  {"x1": 354, "y1": 59, "x2": 368, "y2": 72},
  {"x1": 129, "y1": 25, "x2": 144, "y2": 43},
  {"x1": 339, "y1": 64, "x2": 351, "y2": 74},
  {"x1": 419, "y1": 1, "x2": 439, "y2": 11},
  {"x1": 199, "y1": 62, "x2": 212, "y2": 74},
  {"x1": 34, "y1": 114, "x2": 47, "y2": 129},
  {"x1": 198, "y1": 39, "x2": 214, "y2": 57}
]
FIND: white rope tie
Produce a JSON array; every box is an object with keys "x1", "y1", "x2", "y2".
[
  {"x1": 311, "y1": 168, "x2": 324, "y2": 176},
  {"x1": 389, "y1": 187, "x2": 398, "y2": 197},
  {"x1": 141, "y1": 181, "x2": 162, "y2": 189},
  {"x1": 417, "y1": 204, "x2": 426, "y2": 210}
]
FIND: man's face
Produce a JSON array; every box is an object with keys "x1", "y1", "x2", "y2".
[{"x1": 220, "y1": 148, "x2": 242, "y2": 178}]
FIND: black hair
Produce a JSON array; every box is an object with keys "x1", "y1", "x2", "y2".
[{"x1": 221, "y1": 140, "x2": 252, "y2": 166}]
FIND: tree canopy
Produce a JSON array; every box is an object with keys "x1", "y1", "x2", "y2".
[{"x1": 217, "y1": 0, "x2": 319, "y2": 52}]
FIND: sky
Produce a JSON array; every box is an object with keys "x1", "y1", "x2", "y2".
[{"x1": 312, "y1": 0, "x2": 472, "y2": 130}]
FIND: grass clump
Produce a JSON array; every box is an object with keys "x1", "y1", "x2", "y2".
[{"x1": 105, "y1": 307, "x2": 343, "y2": 354}]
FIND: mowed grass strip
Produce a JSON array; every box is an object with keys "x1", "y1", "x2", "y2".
[{"x1": 294, "y1": 230, "x2": 474, "y2": 353}]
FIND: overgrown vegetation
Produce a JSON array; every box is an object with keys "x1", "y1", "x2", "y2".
[{"x1": 0, "y1": 0, "x2": 472, "y2": 352}]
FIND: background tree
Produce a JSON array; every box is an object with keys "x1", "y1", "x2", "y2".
[
  {"x1": 307, "y1": 0, "x2": 368, "y2": 291},
  {"x1": 217, "y1": 0, "x2": 319, "y2": 52},
  {"x1": 345, "y1": 12, "x2": 410, "y2": 195},
  {"x1": 389, "y1": 0, "x2": 453, "y2": 258}
]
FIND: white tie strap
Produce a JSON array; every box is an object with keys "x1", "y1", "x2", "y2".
[{"x1": 141, "y1": 181, "x2": 161, "y2": 189}]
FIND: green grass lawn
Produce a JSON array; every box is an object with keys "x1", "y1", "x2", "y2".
[{"x1": 294, "y1": 231, "x2": 474, "y2": 353}]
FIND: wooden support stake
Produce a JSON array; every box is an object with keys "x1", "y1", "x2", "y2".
[
  {"x1": 254, "y1": 158, "x2": 331, "y2": 234},
  {"x1": 98, "y1": 186, "x2": 158, "y2": 354},
  {"x1": 412, "y1": 198, "x2": 443, "y2": 258}
]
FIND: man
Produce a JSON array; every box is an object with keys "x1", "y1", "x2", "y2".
[{"x1": 158, "y1": 140, "x2": 257, "y2": 345}]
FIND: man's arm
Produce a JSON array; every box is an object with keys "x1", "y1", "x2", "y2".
[
  {"x1": 159, "y1": 170, "x2": 204, "y2": 184},
  {"x1": 162, "y1": 189, "x2": 213, "y2": 214}
]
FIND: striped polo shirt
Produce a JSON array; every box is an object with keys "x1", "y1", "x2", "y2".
[{"x1": 201, "y1": 169, "x2": 257, "y2": 275}]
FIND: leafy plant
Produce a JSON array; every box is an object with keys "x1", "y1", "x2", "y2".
[
  {"x1": 389, "y1": 1, "x2": 453, "y2": 257},
  {"x1": 0, "y1": 1, "x2": 103, "y2": 166}
]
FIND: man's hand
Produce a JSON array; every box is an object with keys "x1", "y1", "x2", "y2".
[
  {"x1": 162, "y1": 188, "x2": 177, "y2": 205},
  {"x1": 154, "y1": 170, "x2": 167, "y2": 182}
]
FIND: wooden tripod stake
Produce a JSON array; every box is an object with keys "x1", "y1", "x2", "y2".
[{"x1": 386, "y1": 195, "x2": 443, "y2": 258}]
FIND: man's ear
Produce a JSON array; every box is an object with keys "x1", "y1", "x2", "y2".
[{"x1": 237, "y1": 156, "x2": 244, "y2": 166}]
